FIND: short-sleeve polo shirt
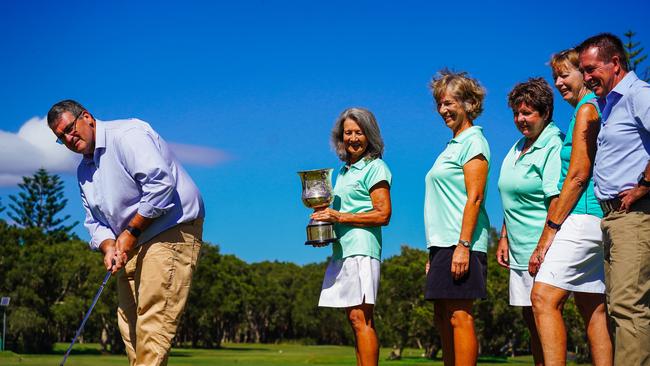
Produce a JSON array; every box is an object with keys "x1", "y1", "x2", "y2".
[
  {"x1": 498, "y1": 122, "x2": 563, "y2": 270},
  {"x1": 332, "y1": 158, "x2": 392, "y2": 260},
  {"x1": 424, "y1": 126, "x2": 491, "y2": 253}
]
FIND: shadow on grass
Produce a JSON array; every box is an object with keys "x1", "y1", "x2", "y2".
[
  {"x1": 478, "y1": 356, "x2": 509, "y2": 363},
  {"x1": 52, "y1": 348, "x2": 103, "y2": 356},
  {"x1": 218, "y1": 346, "x2": 271, "y2": 352},
  {"x1": 171, "y1": 345, "x2": 272, "y2": 353},
  {"x1": 395, "y1": 355, "x2": 509, "y2": 364}
]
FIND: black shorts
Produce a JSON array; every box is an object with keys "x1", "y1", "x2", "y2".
[{"x1": 424, "y1": 246, "x2": 487, "y2": 300}]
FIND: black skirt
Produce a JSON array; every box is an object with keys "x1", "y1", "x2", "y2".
[{"x1": 424, "y1": 246, "x2": 487, "y2": 300}]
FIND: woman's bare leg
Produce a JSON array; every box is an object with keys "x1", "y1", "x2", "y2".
[{"x1": 347, "y1": 303, "x2": 379, "y2": 366}]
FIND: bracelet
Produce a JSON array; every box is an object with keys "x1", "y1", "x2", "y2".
[{"x1": 546, "y1": 219, "x2": 562, "y2": 230}]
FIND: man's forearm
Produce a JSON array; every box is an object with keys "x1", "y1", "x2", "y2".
[{"x1": 127, "y1": 213, "x2": 154, "y2": 233}]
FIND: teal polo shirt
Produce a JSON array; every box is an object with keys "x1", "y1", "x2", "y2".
[
  {"x1": 332, "y1": 158, "x2": 392, "y2": 260},
  {"x1": 424, "y1": 126, "x2": 491, "y2": 253},
  {"x1": 558, "y1": 93, "x2": 603, "y2": 218},
  {"x1": 498, "y1": 122, "x2": 563, "y2": 270}
]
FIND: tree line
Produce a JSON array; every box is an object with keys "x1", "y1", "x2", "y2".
[{"x1": 0, "y1": 169, "x2": 594, "y2": 362}]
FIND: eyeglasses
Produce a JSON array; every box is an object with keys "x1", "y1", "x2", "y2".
[{"x1": 55, "y1": 110, "x2": 85, "y2": 145}]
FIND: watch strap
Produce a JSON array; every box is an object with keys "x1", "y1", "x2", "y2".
[
  {"x1": 546, "y1": 219, "x2": 562, "y2": 230},
  {"x1": 639, "y1": 172, "x2": 650, "y2": 187},
  {"x1": 458, "y1": 239, "x2": 471, "y2": 248},
  {"x1": 125, "y1": 225, "x2": 142, "y2": 238}
]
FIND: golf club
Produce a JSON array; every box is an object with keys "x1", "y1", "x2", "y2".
[{"x1": 60, "y1": 260, "x2": 115, "y2": 366}]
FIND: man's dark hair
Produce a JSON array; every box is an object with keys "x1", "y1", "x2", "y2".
[
  {"x1": 507, "y1": 77, "x2": 554, "y2": 122},
  {"x1": 47, "y1": 99, "x2": 86, "y2": 126},
  {"x1": 576, "y1": 33, "x2": 629, "y2": 71}
]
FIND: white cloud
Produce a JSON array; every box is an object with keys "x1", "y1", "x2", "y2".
[
  {"x1": 168, "y1": 142, "x2": 230, "y2": 166},
  {"x1": 0, "y1": 117, "x2": 229, "y2": 187},
  {"x1": 0, "y1": 117, "x2": 80, "y2": 186}
]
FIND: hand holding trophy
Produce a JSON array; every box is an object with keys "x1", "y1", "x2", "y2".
[{"x1": 297, "y1": 168, "x2": 337, "y2": 247}]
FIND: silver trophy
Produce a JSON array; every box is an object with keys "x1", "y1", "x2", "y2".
[{"x1": 298, "y1": 168, "x2": 337, "y2": 246}]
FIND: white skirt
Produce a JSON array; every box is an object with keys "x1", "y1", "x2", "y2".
[
  {"x1": 318, "y1": 255, "x2": 381, "y2": 308},
  {"x1": 510, "y1": 268, "x2": 535, "y2": 306},
  {"x1": 535, "y1": 214, "x2": 605, "y2": 293}
]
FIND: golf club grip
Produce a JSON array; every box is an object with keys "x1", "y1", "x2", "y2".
[{"x1": 59, "y1": 268, "x2": 113, "y2": 366}]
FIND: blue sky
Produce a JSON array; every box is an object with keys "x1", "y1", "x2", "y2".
[{"x1": 1, "y1": 0, "x2": 648, "y2": 264}]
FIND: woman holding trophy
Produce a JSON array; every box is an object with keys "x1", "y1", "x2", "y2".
[{"x1": 310, "y1": 107, "x2": 392, "y2": 366}]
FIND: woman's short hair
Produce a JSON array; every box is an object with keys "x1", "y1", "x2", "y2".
[
  {"x1": 550, "y1": 48, "x2": 580, "y2": 78},
  {"x1": 507, "y1": 77, "x2": 554, "y2": 122},
  {"x1": 429, "y1": 69, "x2": 485, "y2": 121},
  {"x1": 331, "y1": 107, "x2": 384, "y2": 162}
]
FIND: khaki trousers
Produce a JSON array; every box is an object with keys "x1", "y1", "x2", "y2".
[
  {"x1": 602, "y1": 199, "x2": 650, "y2": 366},
  {"x1": 117, "y1": 219, "x2": 202, "y2": 366}
]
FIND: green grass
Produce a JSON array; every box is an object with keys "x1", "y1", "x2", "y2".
[{"x1": 0, "y1": 343, "x2": 578, "y2": 365}]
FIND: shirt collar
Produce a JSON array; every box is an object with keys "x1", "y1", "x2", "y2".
[
  {"x1": 609, "y1": 71, "x2": 638, "y2": 98},
  {"x1": 525, "y1": 121, "x2": 561, "y2": 152},
  {"x1": 450, "y1": 125, "x2": 482, "y2": 144},
  {"x1": 577, "y1": 92, "x2": 597, "y2": 107},
  {"x1": 342, "y1": 156, "x2": 372, "y2": 172},
  {"x1": 82, "y1": 119, "x2": 106, "y2": 165}
]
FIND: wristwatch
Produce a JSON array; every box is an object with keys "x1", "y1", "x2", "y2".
[
  {"x1": 638, "y1": 172, "x2": 650, "y2": 187},
  {"x1": 125, "y1": 225, "x2": 142, "y2": 238},
  {"x1": 546, "y1": 219, "x2": 562, "y2": 230},
  {"x1": 458, "y1": 239, "x2": 471, "y2": 248}
]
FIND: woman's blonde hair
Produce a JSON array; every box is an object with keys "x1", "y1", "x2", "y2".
[
  {"x1": 550, "y1": 48, "x2": 580, "y2": 78},
  {"x1": 429, "y1": 69, "x2": 485, "y2": 121}
]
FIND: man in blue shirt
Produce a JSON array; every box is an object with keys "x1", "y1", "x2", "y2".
[
  {"x1": 48, "y1": 100, "x2": 205, "y2": 366},
  {"x1": 578, "y1": 34, "x2": 650, "y2": 366}
]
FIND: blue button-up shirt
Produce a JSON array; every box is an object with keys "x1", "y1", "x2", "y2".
[
  {"x1": 78, "y1": 119, "x2": 205, "y2": 250},
  {"x1": 594, "y1": 71, "x2": 650, "y2": 200}
]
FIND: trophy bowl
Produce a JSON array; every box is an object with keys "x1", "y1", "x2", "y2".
[{"x1": 297, "y1": 168, "x2": 337, "y2": 246}]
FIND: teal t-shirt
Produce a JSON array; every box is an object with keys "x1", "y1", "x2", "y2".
[
  {"x1": 558, "y1": 93, "x2": 603, "y2": 218},
  {"x1": 498, "y1": 122, "x2": 563, "y2": 270},
  {"x1": 332, "y1": 157, "x2": 392, "y2": 260},
  {"x1": 424, "y1": 126, "x2": 491, "y2": 253}
]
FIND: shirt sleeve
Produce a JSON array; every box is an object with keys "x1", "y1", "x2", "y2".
[
  {"x1": 540, "y1": 142, "x2": 562, "y2": 198},
  {"x1": 459, "y1": 136, "x2": 490, "y2": 166},
  {"x1": 80, "y1": 187, "x2": 115, "y2": 251},
  {"x1": 363, "y1": 159, "x2": 392, "y2": 191},
  {"x1": 632, "y1": 84, "x2": 650, "y2": 132},
  {"x1": 116, "y1": 128, "x2": 177, "y2": 219}
]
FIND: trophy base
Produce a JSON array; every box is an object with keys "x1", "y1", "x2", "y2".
[
  {"x1": 306, "y1": 220, "x2": 336, "y2": 247},
  {"x1": 305, "y1": 238, "x2": 337, "y2": 246}
]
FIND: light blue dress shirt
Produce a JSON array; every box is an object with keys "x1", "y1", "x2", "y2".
[
  {"x1": 594, "y1": 71, "x2": 650, "y2": 200},
  {"x1": 78, "y1": 119, "x2": 205, "y2": 250}
]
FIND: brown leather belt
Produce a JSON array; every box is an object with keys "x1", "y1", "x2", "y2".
[
  {"x1": 599, "y1": 198, "x2": 622, "y2": 216},
  {"x1": 600, "y1": 194, "x2": 650, "y2": 216}
]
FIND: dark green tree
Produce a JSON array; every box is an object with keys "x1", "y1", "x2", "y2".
[
  {"x1": 8, "y1": 168, "x2": 77, "y2": 238},
  {"x1": 624, "y1": 30, "x2": 649, "y2": 81},
  {"x1": 377, "y1": 245, "x2": 437, "y2": 360}
]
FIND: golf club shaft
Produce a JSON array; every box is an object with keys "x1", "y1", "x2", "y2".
[{"x1": 60, "y1": 268, "x2": 113, "y2": 366}]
